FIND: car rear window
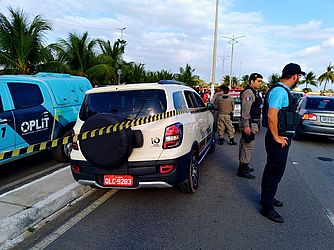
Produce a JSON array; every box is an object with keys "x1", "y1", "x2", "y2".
[
  {"x1": 306, "y1": 98, "x2": 334, "y2": 111},
  {"x1": 79, "y1": 89, "x2": 167, "y2": 121}
]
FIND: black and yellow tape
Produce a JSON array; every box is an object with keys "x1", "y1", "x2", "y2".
[{"x1": 0, "y1": 108, "x2": 196, "y2": 161}]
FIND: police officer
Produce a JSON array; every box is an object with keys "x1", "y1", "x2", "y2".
[
  {"x1": 217, "y1": 85, "x2": 237, "y2": 145},
  {"x1": 260, "y1": 63, "x2": 304, "y2": 223},
  {"x1": 238, "y1": 73, "x2": 263, "y2": 179},
  {"x1": 212, "y1": 85, "x2": 223, "y2": 134}
]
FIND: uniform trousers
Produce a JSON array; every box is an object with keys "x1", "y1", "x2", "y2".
[
  {"x1": 260, "y1": 130, "x2": 291, "y2": 210},
  {"x1": 217, "y1": 114, "x2": 235, "y2": 139},
  {"x1": 239, "y1": 122, "x2": 259, "y2": 164}
]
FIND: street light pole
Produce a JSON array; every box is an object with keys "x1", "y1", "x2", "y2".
[
  {"x1": 210, "y1": 0, "x2": 219, "y2": 99},
  {"x1": 117, "y1": 27, "x2": 126, "y2": 40},
  {"x1": 222, "y1": 35, "x2": 245, "y2": 87}
]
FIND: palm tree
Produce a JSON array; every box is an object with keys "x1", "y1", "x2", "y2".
[
  {"x1": 318, "y1": 63, "x2": 334, "y2": 92},
  {"x1": 176, "y1": 64, "x2": 199, "y2": 86},
  {"x1": 299, "y1": 71, "x2": 317, "y2": 90},
  {"x1": 53, "y1": 32, "x2": 97, "y2": 76},
  {"x1": 241, "y1": 74, "x2": 249, "y2": 84},
  {"x1": 268, "y1": 73, "x2": 280, "y2": 87},
  {"x1": 0, "y1": 7, "x2": 52, "y2": 74},
  {"x1": 121, "y1": 62, "x2": 146, "y2": 84},
  {"x1": 97, "y1": 39, "x2": 126, "y2": 69}
]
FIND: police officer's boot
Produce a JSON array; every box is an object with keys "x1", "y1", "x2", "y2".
[
  {"x1": 237, "y1": 163, "x2": 255, "y2": 179},
  {"x1": 217, "y1": 138, "x2": 225, "y2": 145},
  {"x1": 245, "y1": 163, "x2": 254, "y2": 172},
  {"x1": 228, "y1": 138, "x2": 237, "y2": 145}
]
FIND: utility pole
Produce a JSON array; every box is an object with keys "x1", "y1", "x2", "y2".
[
  {"x1": 210, "y1": 0, "x2": 219, "y2": 99},
  {"x1": 222, "y1": 35, "x2": 245, "y2": 87}
]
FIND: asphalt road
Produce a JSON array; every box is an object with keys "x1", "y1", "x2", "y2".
[{"x1": 14, "y1": 130, "x2": 334, "y2": 250}]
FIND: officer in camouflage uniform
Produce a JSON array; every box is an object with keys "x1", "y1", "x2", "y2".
[
  {"x1": 216, "y1": 85, "x2": 237, "y2": 145},
  {"x1": 238, "y1": 73, "x2": 263, "y2": 179}
]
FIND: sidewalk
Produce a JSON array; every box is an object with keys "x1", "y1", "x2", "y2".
[{"x1": 0, "y1": 166, "x2": 91, "y2": 248}]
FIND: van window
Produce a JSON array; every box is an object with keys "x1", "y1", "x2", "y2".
[
  {"x1": 173, "y1": 91, "x2": 187, "y2": 109},
  {"x1": 80, "y1": 89, "x2": 167, "y2": 121},
  {"x1": 7, "y1": 82, "x2": 43, "y2": 109}
]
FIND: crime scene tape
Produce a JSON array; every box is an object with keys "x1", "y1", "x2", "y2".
[{"x1": 0, "y1": 108, "x2": 204, "y2": 161}]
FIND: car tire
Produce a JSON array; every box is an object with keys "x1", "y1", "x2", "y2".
[
  {"x1": 52, "y1": 129, "x2": 73, "y2": 162},
  {"x1": 80, "y1": 113, "x2": 134, "y2": 168},
  {"x1": 179, "y1": 149, "x2": 199, "y2": 193},
  {"x1": 293, "y1": 132, "x2": 303, "y2": 141}
]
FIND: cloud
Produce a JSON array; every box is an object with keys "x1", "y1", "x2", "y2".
[{"x1": 1, "y1": 0, "x2": 334, "y2": 85}]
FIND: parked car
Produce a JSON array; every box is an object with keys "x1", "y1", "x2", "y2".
[
  {"x1": 291, "y1": 91, "x2": 304, "y2": 100},
  {"x1": 294, "y1": 96, "x2": 334, "y2": 139},
  {"x1": 229, "y1": 88, "x2": 243, "y2": 126},
  {"x1": 70, "y1": 80, "x2": 215, "y2": 193},
  {"x1": 0, "y1": 73, "x2": 92, "y2": 165}
]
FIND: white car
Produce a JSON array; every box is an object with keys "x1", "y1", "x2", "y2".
[{"x1": 70, "y1": 80, "x2": 215, "y2": 193}]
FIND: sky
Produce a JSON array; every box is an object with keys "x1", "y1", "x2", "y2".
[{"x1": 1, "y1": 0, "x2": 334, "y2": 90}]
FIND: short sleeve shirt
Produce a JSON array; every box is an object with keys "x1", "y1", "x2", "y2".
[{"x1": 268, "y1": 82, "x2": 290, "y2": 110}]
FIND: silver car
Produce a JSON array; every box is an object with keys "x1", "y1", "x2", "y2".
[{"x1": 294, "y1": 96, "x2": 334, "y2": 139}]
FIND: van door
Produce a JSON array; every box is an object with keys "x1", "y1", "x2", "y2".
[
  {"x1": 0, "y1": 84, "x2": 15, "y2": 152},
  {"x1": 7, "y1": 82, "x2": 54, "y2": 147}
]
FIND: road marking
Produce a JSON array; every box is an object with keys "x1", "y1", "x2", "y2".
[
  {"x1": 30, "y1": 189, "x2": 117, "y2": 250},
  {"x1": 323, "y1": 208, "x2": 334, "y2": 227}
]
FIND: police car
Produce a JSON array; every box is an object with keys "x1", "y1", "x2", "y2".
[
  {"x1": 0, "y1": 73, "x2": 92, "y2": 165},
  {"x1": 229, "y1": 88, "x2": 243, "y2": 126},
  {"x1": 70, "y1": 80, "x2": 215, "y2": 193}
]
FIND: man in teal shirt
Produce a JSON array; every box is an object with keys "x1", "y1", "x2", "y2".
[{"x1": 260, "y1": 63, "x2": 305, "y2": 223}]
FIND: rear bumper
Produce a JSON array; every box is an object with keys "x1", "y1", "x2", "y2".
[
  {"x1": 70, "y1": 150, "x2": 192, "y2": 189},
  {"x1": 296, "y1": 122, "x2": 334, "y2": 137}
]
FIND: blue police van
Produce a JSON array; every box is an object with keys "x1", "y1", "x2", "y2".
[{"x1": 0, "y1": 72, "x2": 92, "y2": 165}]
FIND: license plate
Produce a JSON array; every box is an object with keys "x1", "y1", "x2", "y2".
[
  {"x1": 104, "y1": 175, "x2": 133, "y2": 187},
  {"x1": 320, "y1": 116, "x2": 334, "y2": 123}
]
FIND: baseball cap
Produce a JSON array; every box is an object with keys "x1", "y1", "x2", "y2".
[{"x1": 282, "y1": 63, "x2": 305, "y2": 76}]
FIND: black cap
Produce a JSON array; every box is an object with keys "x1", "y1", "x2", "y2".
[
  {"x1": 249, "y1": 73, "x2": 263, "y2": 82},
  {"x1": 282, "y1": 63, "x2": 305, "y2": 76}
]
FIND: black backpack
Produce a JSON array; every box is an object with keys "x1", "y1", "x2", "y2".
[{"x1": 262, "y1": 84, "x2": 301, "y2": 135}]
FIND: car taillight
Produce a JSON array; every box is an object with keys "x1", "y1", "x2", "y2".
[
  {"x1": 71, "y1": 164, "x2": 80, "y2": 173},
  {"x1": 163, "y1": 123, "x2": 183, "y2": 149},
  {"x1": 72, "y1": 141, "x2": 79, "y2": 150},
  {"x1": 302, "y1": 113, "x2": 317, "y2": 121},
  {"x1": 159, "y1": 164, "x2": 174, "y2": 174}
]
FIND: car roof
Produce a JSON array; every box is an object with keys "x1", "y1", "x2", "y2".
[
  {"x1": 304, "y1": 96, "x2": 334, "y2": 99},
  {"x1": 85, "y1": 82, "x2": 193, "y2": 95}
]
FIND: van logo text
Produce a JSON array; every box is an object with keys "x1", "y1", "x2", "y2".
[{"x1": 21, "y1": 117, "x2": 50, "y2": 134}]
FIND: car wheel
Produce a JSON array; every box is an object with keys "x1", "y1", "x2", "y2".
[
  {"x1": 293, "y1": 131, "x2": 303, "y2": 141},
  {"x1": 52, "y1": 130, "x2": 73, "y2": 162},
  {"x1": 179, "y1": 149, "x2": 199, "y2": 193}
]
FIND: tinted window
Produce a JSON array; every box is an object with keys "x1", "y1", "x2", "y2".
[
  {"x1": 184, "y1": 91, "x2": 196, "y2": 108},
  {"x1": 7, "y1": 82, "x2": 43, "y2": 109},
  {"x1": 173, "y1": 91, "x2": 187, "y2": 109},
  {"x1": 192, "y1": 92, "x2": 206, "y2": 108},
  {"x1": 306, "y1": 98, "x2": 334, "y2": 111},
  {"x1": 80, "y1": 89, "x2": 167, "y2": 121}
]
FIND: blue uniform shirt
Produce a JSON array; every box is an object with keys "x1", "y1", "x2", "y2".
[{"x1": 268, "y1": 82, "x2": 290, "y2": 110}]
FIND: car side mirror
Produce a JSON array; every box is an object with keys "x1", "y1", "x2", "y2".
[{"x1": 207, "y1": 102, "x2": 215, "y2": 111}]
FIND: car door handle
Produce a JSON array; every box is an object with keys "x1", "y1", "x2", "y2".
[{"x1": 0, "y1": 119, "x2": 8, "y2": 124}]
